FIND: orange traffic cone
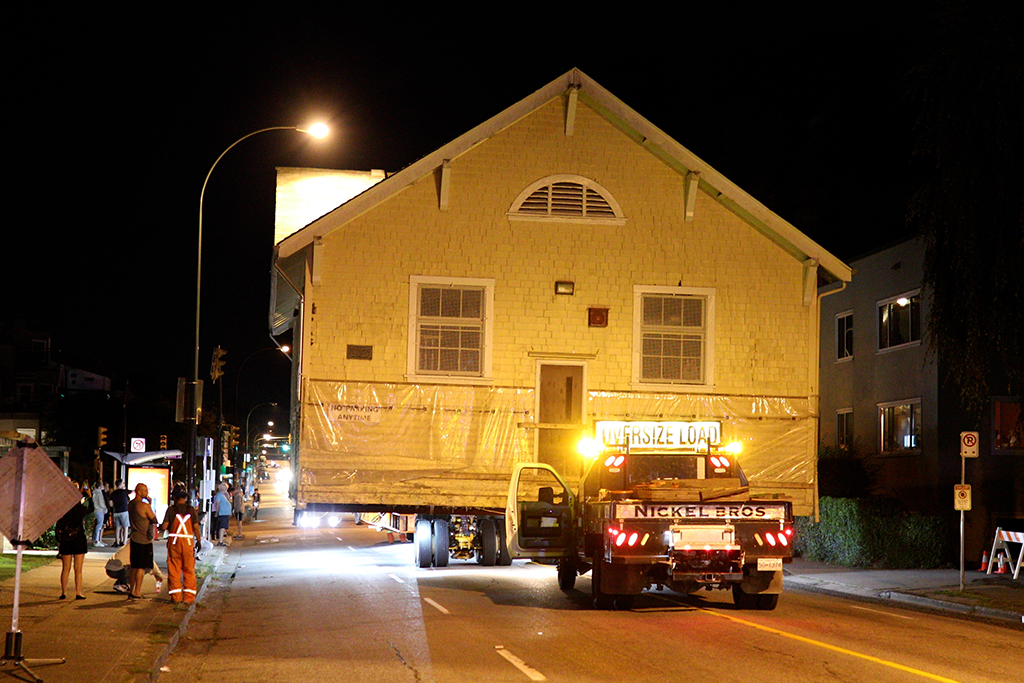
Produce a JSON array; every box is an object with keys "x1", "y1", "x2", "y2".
[
  {"x1": 979, "y1": 551, "x2": 989, "y2": 572},
  {"x1": 995, "y1": 551, "x2": 1010, "y2": 574}
]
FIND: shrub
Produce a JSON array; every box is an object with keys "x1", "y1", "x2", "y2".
[{"x1": 795, "y1": 497, "x2": 950, "y2": 568}]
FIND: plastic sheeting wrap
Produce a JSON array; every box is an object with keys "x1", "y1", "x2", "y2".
[
  {"x1": 301, "y1": 381, "x2": 817, "y2": 515},
  {"x1": 302, "y1": 381, "x2": 535, "y2": 509}
]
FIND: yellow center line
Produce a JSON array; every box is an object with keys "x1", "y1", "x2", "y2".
[{"x1": 700, "y1": 608, "x2": 962, "y2": 683}]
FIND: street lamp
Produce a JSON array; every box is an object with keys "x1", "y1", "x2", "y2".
[{"x1": 188, "y1": 125, "x2": 327, "y2": 491}]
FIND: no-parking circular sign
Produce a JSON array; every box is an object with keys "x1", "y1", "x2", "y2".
[{"x1": 960, "y1": 431, "x2": 979, "y2": 458}]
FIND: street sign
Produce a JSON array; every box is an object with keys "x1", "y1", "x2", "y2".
[
  {"x1": 130, "y1": 437, "x2": 147, "y2": 453},
  {"x1": 954, "y1": 484, "x2": 972, "y2": 511},
  {"x1": 960, "y1": 431, "x2": 979, "y2": 458}
]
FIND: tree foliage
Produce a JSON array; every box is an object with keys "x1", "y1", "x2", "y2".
[{"x1": 906, "y1": 1, "x2": 1024, "y2": 416}]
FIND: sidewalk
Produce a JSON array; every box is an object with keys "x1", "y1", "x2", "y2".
[
  {"x1": 785, "y1": 557, "x2": 1024, "y2": 627},
  {"x1": 0, "y1": 530, "x2": 232, "y2": 683},
  {"x1": 3, "y1": 534, "x2": 1020, "y2": 683}
]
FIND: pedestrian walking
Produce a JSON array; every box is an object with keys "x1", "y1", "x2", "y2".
[
  {"x1": 127, "y1": 483, "x2": 158, "y2": 599},
  {"x1": 91, "y1": 481, "x2": 108, "y2": 546},
  {"x1": 159, "y1": 488, "x2": 201, "y2": 604},
  {"x1": 252, "y1": 488, "x2": 261, "y2": 520},
  {"x1": 214, "y1": 483, "x2": 231, "y2": 546},
  {"x1": 56, "y1": 486, "x2": 90, "y2": 600},
  {"x1": 110, "y1": 479, "x2": 130, "y2": 546}
]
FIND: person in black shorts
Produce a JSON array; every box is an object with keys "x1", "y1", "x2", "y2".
[{"x1": 127, "y1": 483, "x2": 158, "y2": 599}]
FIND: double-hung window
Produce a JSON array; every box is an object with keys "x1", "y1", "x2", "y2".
[
  {"x1": 836, "y1": 311, "x2": 853, "y2": 361},
  {"x1": 878, "y1": 291, "x2": 921, "y2": 351},
  {"x1": 633, "y1": 286, "x2": 714, "y2": 387},
  {"x1": 879, "y1": 399, "x2": 921, "y2": 452},
  {"x1": 837, "y1": 409, "x2": 854, "y2": 450},
  {"x1": 409, "y1": 276, "x2": 494, "y2": 381}
]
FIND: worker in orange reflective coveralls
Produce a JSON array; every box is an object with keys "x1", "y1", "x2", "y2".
[{"x1": 159, "y1": 488, "x2": 201, "y2": 604}]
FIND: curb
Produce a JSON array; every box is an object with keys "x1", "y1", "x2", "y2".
[
  {"x1": 786, "y1": 575, "x2": 1024, "y2": 628},
  {"x1": 878, "y1": 590, "x2": 1024, "y2": 626}
]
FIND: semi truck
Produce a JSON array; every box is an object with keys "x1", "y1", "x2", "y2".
[{"x1": 504, "y1": 420, "x2": 794, "y2": 610}]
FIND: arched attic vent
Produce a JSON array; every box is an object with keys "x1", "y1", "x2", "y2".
[{"x1": 507, "y1": 174, "x2": 625, "y2": 224}]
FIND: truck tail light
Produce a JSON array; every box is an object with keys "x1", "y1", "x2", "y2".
[
  {"x1": 608, "y1": 526, "x2": 648, "y2": 548},
  {"x1": 709, "y1": 455, "x2": 731, "y2": 469}
]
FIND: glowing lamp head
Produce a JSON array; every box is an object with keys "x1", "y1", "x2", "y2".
[
  {"x1": 725, "y1": 441, "x2": 743, "y2": 455},
  {"x1": 304, "y1": 122, "x2": 329, "y2": 138}
]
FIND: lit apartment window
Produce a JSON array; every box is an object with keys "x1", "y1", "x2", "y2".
[
  {"x1": 409, "y1": 276, "x2": 494, "y2": 379},
  {"x1": 878, "y1": 291, "x2": 921, "y2": 351},
  {"x1": 634, "y1": 286, "x2": 714, "y2": 386},
  {"x1": 836, "y1": 311, "x2": 853, "y2": 361},
  {"x1": 879, "y1": 399, "x2": 921, "y2": 452},
  {"x1": 837, "y1": 409, "x2": 854, "y2": 450}
]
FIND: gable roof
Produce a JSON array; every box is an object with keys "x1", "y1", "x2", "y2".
[{"x1": 276, "y1": 68, "x2": 851, "y2": 284}]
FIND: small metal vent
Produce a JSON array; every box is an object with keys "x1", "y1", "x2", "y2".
[{"x1": 347, "y1": 345, "x2": 373, "y2": 360}]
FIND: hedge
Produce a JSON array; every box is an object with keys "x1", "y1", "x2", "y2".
[{"x1": 795, "y1": 497, "x2": 950, "y2": 569}]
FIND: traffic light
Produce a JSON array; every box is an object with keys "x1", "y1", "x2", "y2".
[
  {"x1": 211, "y1": 346, "x2": 227, "y2": 382},
  {"x1": 159, "y1": 434, "x2": 168, "y2": 450},
  {"x1": 97, "y1": 426, "x2": 108, "y2": 448},
  {"x1": 220, "y1": 426, "x2": 231, "y2": 466},
  {"x1": 229, "y1": 425, "x2": 241, "y2": 451}
]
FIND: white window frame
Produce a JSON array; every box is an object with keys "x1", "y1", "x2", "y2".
[
  {"x1": 878, "y1": 398, "x2": 922, "y2": 453},
  {"x1": 877, "y1": 289, "x2": 921, "y2": 353},
  {"x1": 407, "y1": 275, "x2": 494, "y2": 385},
  {"x1": 836, "y1": 310, "x2": 853, "y2": 362},
  {"x1": 836, "y1": 408, "x2": 854, "y2": 450},
  {"x1": 631, "y1": 285, "x2": 715, "y2": 391}
]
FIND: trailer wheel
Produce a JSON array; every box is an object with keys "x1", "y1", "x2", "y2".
[
  {"x1": 479, "y1": 518, "x2": 498, "y2": 566},
  {"x1": 557, "y1": 558, "x2": 576, "y2": 591},
  {"x1": 432, "y1": 518, "x2": 449, "y2": 567},
  {"x1": 416, "y1": 518, "x2": 433, "y2": 568},
  {"x1": 591, "y1": 553, "x2": 613, "y2": 610},
  {"x1": 756, "y1": 593, "x2": 779, "y2": 611},
  {"x1": 496, "y1": 519, "x2": 513, "y2": 566}
]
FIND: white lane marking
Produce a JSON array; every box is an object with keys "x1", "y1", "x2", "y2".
[
  {"x1": 495, "y1": 646, "x2": 546, "y2": 681},
  {"x1": 849, "y1": 605, "x2": 915, "y2": 620},
  {"x1": 387, "y1": 573, "x2": 405, "y2": 584},
  {"x1": 336, "y1": 537, "x2": 344, "y2": 542},
  {"x1": 348, "y1": 546, "x2": 357, "y2": 551},
  {"x1": 423, "y1": 598, "x2": 450, "y2": 614}
]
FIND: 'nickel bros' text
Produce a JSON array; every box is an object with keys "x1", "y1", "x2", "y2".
[{"x1": 616, "y1": 502, "x2": 788, "y2": 521}]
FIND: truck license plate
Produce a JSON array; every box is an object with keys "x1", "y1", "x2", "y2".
[{"x1": 757, "y1": 558, "x2": 782, "y2": 571}]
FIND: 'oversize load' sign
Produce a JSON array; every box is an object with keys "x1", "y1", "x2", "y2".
[
  {"x1": 596, "y1": 421, "x2": 721, "y2": 450},
  {"x1": 616, "y1": 502, "x2": 789, "y2": 521}
]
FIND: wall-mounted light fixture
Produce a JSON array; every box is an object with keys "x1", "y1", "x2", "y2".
[{"x1": 555, "y1": 281, "x2": 575, "y2": 296}]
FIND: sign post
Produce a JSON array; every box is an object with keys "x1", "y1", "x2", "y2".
[{"x1": 958, "y1": 431, "x2": 980, "y2": 591}]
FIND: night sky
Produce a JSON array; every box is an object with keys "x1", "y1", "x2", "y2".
[{"x1": 10, "y1": 4, "x2": 984, "y2": 421}]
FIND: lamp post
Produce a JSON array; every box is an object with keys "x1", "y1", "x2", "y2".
[
  {"x1": 188, "y1": 124, "x2": 327, "y2": 492},
  {"x1": 244, "y1": 403, "x2": 278, "y2": 480}
]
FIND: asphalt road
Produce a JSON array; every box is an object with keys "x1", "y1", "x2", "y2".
[{"x1": 158, "y1": 495, "x2": 1021, "y2": 683}]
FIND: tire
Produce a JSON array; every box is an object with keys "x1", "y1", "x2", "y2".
[
  {"x1": 557, "y1": 558, "x2": 576, "y2": 591},
  {"x1": 756, "y1": 593, "x2": 780, "y2": 611},
  {"x1": 432, "y1": 518, "x2": 449, "y2": 568},
  {"x1": 496, "y1": 518, "x2": 513, "y2": 566},
  {"x1": 613, "y1": 593, "x2": 635, "y2": 611},
  {"x1": 591, "y1": 552, "x2": 613, "y2": 610},
  {"x1": 416, "y1": 518, "x2": 433, "y2": 568},
  {"x1": 479, "y1": 518, "x2": 497, "y2": 566},
  {"x1": 731, "y1": 583, "x2": 757, "y2": 609}
]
